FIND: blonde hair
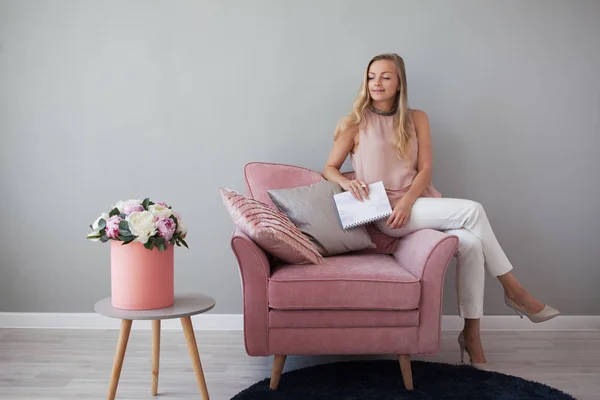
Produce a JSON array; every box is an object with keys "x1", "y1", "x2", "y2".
[{"x1": 334, "y1": 53, "x2": 412, "y2": 160}]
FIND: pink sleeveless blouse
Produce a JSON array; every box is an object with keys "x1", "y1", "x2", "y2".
[{"x1": 350, "y1": 108, "x2": 441, "y2": 207}]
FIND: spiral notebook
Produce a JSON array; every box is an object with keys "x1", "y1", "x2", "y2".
[{"x1": 333, "y1": 181, "x2": 393, "y2": 230}]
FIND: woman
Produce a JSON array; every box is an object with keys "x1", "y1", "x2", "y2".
[{"x1": 323, "y1": 53, "x2": 559, "y2": 369}]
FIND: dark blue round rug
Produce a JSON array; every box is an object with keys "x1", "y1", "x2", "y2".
[{"x1": 231, "y1": 360, "x2": 575, "y2": 399}]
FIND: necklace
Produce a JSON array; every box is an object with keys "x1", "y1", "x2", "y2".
[{"x1": 369, "y1": 103, "x2": 397, "y2": 116}]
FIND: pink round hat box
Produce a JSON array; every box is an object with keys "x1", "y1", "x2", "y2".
[{"x1": 109, "y1": 240, "x2": 174, "y2": 310}]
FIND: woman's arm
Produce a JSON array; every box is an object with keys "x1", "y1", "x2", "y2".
[
  {"x1": 386, "y1": 109, "x2": 434, "y2": 228},
  {"x1": 323, "y1": 121, "x2": 369, "y2": 201},
  {"x1": 402, "y1": 109, "x2": 434, "y2": 204}
]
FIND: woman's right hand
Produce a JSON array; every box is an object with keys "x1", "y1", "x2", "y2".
[{"x1": 340, "y1": 179, "x2": 370, "y2": 202}]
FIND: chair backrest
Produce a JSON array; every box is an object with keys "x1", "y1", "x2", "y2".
[
  {"x1": 244, "y1": 162, "x2": 355, "y2": 208},
  {"x1": 243, "y1": 162, "x2": 398, "y2": 254}
]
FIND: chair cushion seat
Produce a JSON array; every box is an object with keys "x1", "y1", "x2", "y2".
[{"x1": 268, "y1": 253, "x2": 420, "y2": 311}]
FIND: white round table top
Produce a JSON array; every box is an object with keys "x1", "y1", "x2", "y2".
[{"x1": 94, "y1": 293, "x2": 215, "y2": 320}]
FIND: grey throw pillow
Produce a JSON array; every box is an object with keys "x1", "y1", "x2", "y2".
[{"x1": 267, "y1": 181, "x2": 375, "y2": 257}]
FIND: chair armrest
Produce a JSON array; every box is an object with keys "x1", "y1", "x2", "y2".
[
  {"x1": 230, "y1": 228, "x2": 270, "y2": 356},
  {"x1": 392, "y1": 229, "x2": 458, "y2": 355},
  {"x1": 231, "y1": 228, "x2": 271, "y2": 278},
  {"x1": 392, "y1": 229, "x2": 457, "y2": 279}
]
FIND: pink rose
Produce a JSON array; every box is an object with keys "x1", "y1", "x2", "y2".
[
  {"x1": 171, "y1": 211, "x2": 186, "y2": 238},
  {"x1": 123, "y1": 204, "x2": 144, "y2": 215},
  {"x1": 156, "y1": 217, "x2": 176, "y2": 242},
  {"x1": 105, "y1": 215, "x2": 122, "y2": 239},
  {"x1": 157, "y1": 201, "x2": 169, "y2": 208}
]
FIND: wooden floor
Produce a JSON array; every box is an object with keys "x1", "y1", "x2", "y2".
[{"x1": 0, "y1": 328, "x2": 598, "y2": 399}]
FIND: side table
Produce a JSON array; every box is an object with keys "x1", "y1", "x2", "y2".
[{"x1": 94, "y1": 293, "x2": 216, "y2": 400}]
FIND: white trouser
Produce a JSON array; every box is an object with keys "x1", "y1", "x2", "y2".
[{"x1": 374, "y1": 198, "x2": 513, "y2": 319}]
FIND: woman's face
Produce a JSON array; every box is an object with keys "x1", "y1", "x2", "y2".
[{"x1": 367, "y1": 60, "x2": 399, "y2": 102}]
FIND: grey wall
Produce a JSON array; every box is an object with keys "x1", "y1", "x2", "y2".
[{"x1": 1, "y1": 0, "x2": 598, "y2": 315}]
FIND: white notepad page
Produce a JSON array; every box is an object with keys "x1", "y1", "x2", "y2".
[{"x1": 333, "y1": 181, "x2": 393, "y2": 230}]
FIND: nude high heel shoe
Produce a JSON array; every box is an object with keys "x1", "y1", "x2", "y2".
[
  {"x1": 504, "y1": 295, "x2": 560, "y2": 323},
  {"x1": 458, "y1": 331, "x2": 490, "y2": 371}
]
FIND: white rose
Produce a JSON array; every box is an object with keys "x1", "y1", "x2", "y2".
[
  {"x1": 148, "y1": 204, "x2": 172, "y2": 219},
  {"x1": 114, "y1": 199, "x2": 142, "y2": 213},
  {"x1": 176, "y1": 219, "x2": 187, "y2": 238},
  {"x1": 126, "y1": 211, "x2": 158, "y2": 244}
]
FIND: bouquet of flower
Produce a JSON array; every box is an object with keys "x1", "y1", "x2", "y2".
[{"x1": 86, "y1": 198, "x2": 188, "y2": 251}]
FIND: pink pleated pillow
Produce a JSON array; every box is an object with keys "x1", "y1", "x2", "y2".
[{"x1": 220, "y1": 188, "x2": 325, "y2": 265}]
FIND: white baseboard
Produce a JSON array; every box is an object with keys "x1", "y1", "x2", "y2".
[
  {"x1": 0, "y1": 313, "x2": 243, "y2": 330},
  {"x1": 441, "y1": 315, "x2": 600, "y2": 331},
  {"x1": 0, "y1": 313, "x2": 599, "y2": 331}
]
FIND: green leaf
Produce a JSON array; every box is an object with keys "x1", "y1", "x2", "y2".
[
  {"x1": 142, "y1": 198, "x2": 150, "y2": 209},
  {"x1": 100, "y1": 234, "x2": 109, "y2": 243},
  {"x1": 180, "y1": 238, "x2": 189, "y2": 249},
  {"x1": 109, "y1": 207, "x2": 120, "y2": 217},
  {"x1": 118, "y1": 220, "x2": 128, "y2": 230},
  {"x1": 89, "y1": 224, "x2": 93, "y2": 230},
  {"x1": 144, "y1": 240, "x2": 154, "y2": 250},
  {"x1": 158, "y1": 243, "x2": 166, "y2": 252},
  {"x1": 122, "y1": 237, "x2": 135, "y2": 245},
  {"x1": 148, "y1": 201, "x2": 155, "y2": 206},
  {"x1": 119, "y1": 229, "x2": 132, "y2": 237},
  {"x1": 98, "y1": 219, "x2": 106, "y2": 229},
  {"x1": 154, "y1": 237, "x2": 165, "y2": 246},
  {"x1": 87, "y1": 233, "x2": 102, "y2": 240}
]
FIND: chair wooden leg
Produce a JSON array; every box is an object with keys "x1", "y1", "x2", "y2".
[
  {"x1": 398, "y1": 354, "x2": 414, "y2": 391},
  {"x1": 269, "y1": 355, "x2": 287, "y2": 390}
]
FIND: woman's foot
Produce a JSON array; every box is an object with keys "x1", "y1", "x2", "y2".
[
  {"x1": 499, "y1": 272, "x2": 560, "y2": 323},
  {"x1": 504, "y1": 287, "x2": 545, "y2": 314},
  {"x1": 504, "y1": 291, "x2": 560, "y2": 323},
  {"x1": 458, "y1": 329, "x2": 487, "y2": 365},
  {"x1": 498, "y1": 272, "x2": 546, "y2": 314}
]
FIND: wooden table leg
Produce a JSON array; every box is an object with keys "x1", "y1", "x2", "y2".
[
  {"x1": 108, "y1": 319, "x2": 132, "y2": 400},
  {"x1": 181, "y1": 316, "x2": 210, "y2": 400},
  {"x1": 152, "y1": 320, "x2": 160, "y2": 396}
]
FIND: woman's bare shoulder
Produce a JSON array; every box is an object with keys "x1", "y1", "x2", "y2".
[
  {"x1": 409, "y1": 108, "x2": 429, "y2": 123},
  {"x1": 335, "y1": 114, "x2": 359, "y2": 139}
]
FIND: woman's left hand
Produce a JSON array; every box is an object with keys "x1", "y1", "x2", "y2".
[{"x1": 386, "y1": 197, "x2": 414, "y2": 229}]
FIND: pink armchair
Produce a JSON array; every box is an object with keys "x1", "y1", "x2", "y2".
[{"x1": 229, "y1": 162, "x2": 458, "y2": 391}]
